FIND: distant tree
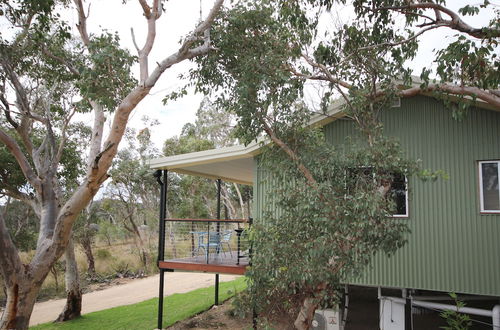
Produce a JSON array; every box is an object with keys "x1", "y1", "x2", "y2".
[
  {"x1": 72, "y1": 203, "x2": 101, "y2": 276},
  {"x1": 105, "y1": 124, "x2": 160, "y2": 272},
  {"x1": 194, "y1": 98, "x2": 236, "y2": 148},
  {"x1": 1, "y1": 199, "x2": 38, "y2": 253},
  {"x1": 163, "y1": 125, "x2": 217, "y2": 216}
]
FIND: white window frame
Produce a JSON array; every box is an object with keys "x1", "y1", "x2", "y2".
[{"x1": 478, "y1": 160, "x2": 500, "y2": 214}]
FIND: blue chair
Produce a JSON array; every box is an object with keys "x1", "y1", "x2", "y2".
[
  {"x1": 193, "y1": 232, "x2": 221, "y2": 260},
  {"x1": 219, "y1": 231, "x2": 233, "y2": 257}
]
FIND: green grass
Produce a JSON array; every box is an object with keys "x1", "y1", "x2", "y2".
[{"x1": 31, "y1": 277, "x2": 246, "y2": 330}]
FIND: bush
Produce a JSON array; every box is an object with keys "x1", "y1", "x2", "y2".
[{"x1": 96, "y1": 249, "x2": 112, "y2": 260}]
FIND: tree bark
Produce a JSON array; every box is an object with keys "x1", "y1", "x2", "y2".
[
  {"x1": 294, "y1": 297, "x2": 320, "y2": 330},
  {"x1": 136, "y1": 233, "x2": 150, "y2": 273},
  {"x1": 55, "y1": 239, "x2": 82, "y2": 322},
  {"x1": 0, "y1": 277, "x2": 41, "y2": 330}
]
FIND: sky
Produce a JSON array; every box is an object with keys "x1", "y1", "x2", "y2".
[{"x1": 61, "y1": 0, "x2": 499, "y2": 150}]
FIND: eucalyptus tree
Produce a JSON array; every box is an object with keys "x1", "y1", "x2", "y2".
[
  {"x1": 0, "y1": 0, "x2": 225, "y2": 328},
  {"x1": 189, "y1": 0, "x2": 499, "y2": 328}
]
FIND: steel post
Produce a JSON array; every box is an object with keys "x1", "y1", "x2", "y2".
[{"x1": 155, "y1": 170, "x2": 168, "y2": 329}]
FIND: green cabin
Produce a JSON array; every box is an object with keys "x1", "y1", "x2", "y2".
[
  {"x1": 255, "y1": 95, "x2": 500, "y2": 297},
  {"x1": 150, "y1": 94, "x2": 500, "y2": 328}
]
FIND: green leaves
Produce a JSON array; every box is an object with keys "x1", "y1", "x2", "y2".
[
  {"x1": 440, "y1": 293, "x2": 472, "y2": 330},
  {"x1": 458, "y1": 5, "x2": 480, "y2": 16},
  {"x1": 190, "y1": 0, "x2": 309, "y2": 144},
  {"x1": 76, "y1": 32, "x2": 137, "y2": 112},
  {"x1": 245, "y1": 130, "x2": 420, "y2": 320}
]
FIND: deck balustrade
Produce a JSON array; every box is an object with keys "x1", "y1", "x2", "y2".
[{"x1": 158, "y1": 218, "x2": 251, "y2": 274}]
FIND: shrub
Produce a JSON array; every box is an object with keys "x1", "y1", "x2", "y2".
[{"x1": 96, "y1": 249, "x2": 112, "y2": 260}]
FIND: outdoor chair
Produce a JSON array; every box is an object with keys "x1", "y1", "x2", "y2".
[
  {"x1": 219, "y1": 230, "x2": 233, "y2": 257},
  {"x1": 192, "y1": 232, "x2": 222, "y2": 260}
]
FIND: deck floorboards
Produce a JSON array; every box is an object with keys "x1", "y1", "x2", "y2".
[{"x1": 159, "y1": 251, "x2": 249, "y2": 275}]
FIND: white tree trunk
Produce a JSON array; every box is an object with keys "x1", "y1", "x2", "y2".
[{"x1": 55, "y1": 239, "x2": 82, "y2": 322}]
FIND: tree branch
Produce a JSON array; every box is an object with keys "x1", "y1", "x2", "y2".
[
  {"x1": 399, "y1": 83, "x2": 500, "y2": 109},
  {"x1": 0, "y1": 91, "x2": 19, "y2": 129},
  {"x1": 137, "y1": 0, "x2": 152, "y2": 19},
  {"x1": 375, "y1": 3, "x2": 500, "y2": 39},
  {"x1": 41, "y1": 47, "x2": 80, "y2": 76},
  {"x1": 136, "y1": 0, "x2": 162, "y2": 84},
  {"x1": 1, "y1": 190, "x2": 40, "y2": 217},
  {"x1": 130, "y1": 28, "x2": 140, "y2": 53},
  {"x1": 0, "y1": 56, "x2": 31, "y2": 117},
  {"x1": 54, "y1": 106, "x2": 77, "y2": 170},
  {"x1": 261, "y1": 119, "x2": 318, "y2": 187},
  {"x1": 145, "y1": 0, "x2": 224, "y2": 87},
  {"x1": 73, "y1": 0, "x2": 90, "y2": 46},
  {"x1": 298, "y1": 56, "x2": 500, "y2": 110}
]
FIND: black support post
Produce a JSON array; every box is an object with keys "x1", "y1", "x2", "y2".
[
  {"x1": 216, "y1": 178, "x2": 221, "y2": 222},
  {"x1": 158, "y1": 269, "x2": 165, "y2": 329},
  {"x1": 405, "y1": 294, "x2": 412, "y2": 330},
  {"x1": 156, "y1": 170, "x2": 168, "y2": 330},
  {"x1": 215, "y1": 274, "x2": 220, "y2": 305},
  {"x1": 215, "y1": 179, "x2": 221, "y2": 305}
]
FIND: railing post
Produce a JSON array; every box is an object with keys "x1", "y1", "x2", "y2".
[{"x1": 158, "y1": 170, "x2": 167, "y2": 263}]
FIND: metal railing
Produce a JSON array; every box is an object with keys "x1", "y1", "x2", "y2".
[{"x1": 161, "y1": 218, "x2": 251, "y2": 266}]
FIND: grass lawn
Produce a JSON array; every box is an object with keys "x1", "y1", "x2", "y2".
[{"x1": 31, "y1": 277, "x2": 246, "y2": 330}]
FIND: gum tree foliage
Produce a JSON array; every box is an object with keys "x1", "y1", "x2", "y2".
[
  {"x1": 188, "y1": 0, "x2": 498, "y2": 328},
  {"x1": 0, "y1": 0, "x2": 225, "y2": 328},
  {"x1": 164, "y1": 124, "x2": 218, "y2": 218},
  {"x1": 1, "y1": 199, "x2": 38, "y2": 253}
]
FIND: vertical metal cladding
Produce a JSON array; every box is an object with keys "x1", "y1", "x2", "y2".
[{"x1": 255, "y1": 95, "x2": 500, "y2": 296}]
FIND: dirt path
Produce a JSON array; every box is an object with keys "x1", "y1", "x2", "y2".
[{"x1": 30, "y1": 272, "x2": 240, "y2": 327}]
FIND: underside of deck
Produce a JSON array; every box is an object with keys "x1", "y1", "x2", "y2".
[{"x1": 159, "y1": 251, "x2": 249, "y2": 275}]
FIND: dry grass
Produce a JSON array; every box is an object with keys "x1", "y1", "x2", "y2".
[{"x1": 0, "y1": 239, "x2": 158, "y2": 305}]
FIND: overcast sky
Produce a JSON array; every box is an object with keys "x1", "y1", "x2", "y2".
[{"x1": 67, "y1": 0, "x2": 497, "y2": 150}]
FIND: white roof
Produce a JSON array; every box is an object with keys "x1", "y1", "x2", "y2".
[
  {"x1": 149, "y1": 143, "x2": 262, "y2": 185},
  {"x1": 148, "y1": 102, "x2": 345, "y2": 185}
]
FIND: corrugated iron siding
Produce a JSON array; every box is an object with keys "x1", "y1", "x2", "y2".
[{"x1": 254, "y1": 95, "x2": 500, "y2": 296}]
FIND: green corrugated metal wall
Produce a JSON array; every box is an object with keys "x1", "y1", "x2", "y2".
[{"x1": 254, "y1": 95, "x2": 500, "y2": 296}]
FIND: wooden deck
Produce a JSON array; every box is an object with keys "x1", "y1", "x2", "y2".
[{"x1": 159, "y1": 251, "x2": 249, "y2": 275}]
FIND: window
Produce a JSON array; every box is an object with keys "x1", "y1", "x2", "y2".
[
  {"x1": 479, "y1": 160, "x2": 500, "y2": 213},
  {"x1": 346, "y1": 168, "x2": 408, "y2": 217},
  {"x1": 389, "y1": 173, "x2": 408, "y2": 217}
]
